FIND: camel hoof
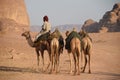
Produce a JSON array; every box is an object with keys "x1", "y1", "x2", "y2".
[
  {"x1": 55, "y1": 71, "x2": 58, "y2": 74},
  {"x1": 48, "y1": 72, "x2": 52, "y2": 74},
  {"x1": 88, "y1": 70, "x2": 91, "y2": 74},
  {"x1": 77, "y1": 71, "x2": 80, "y2": 75},
  {"x1": 81, "y1": 70, "x2": 84, "y2": 73},
  {"x1": 81, "y1": 67, "x2": 84, "y2": 70},
  {"x1": 77, "y1": 73, "x2": 80, "y2": 75},
  {"x1": 41, "y1": 68, "x2": 45, "y2": 72},
  {"x1": 69, "y1": 70, "x2": 73, "y2": 74},
  {"x1": 70, "y1": 72, "x2": 76, "y2": 76},
  {"x1": 49, "y1": 70, "x2": 52, "y2": 74},
  {"x1": 72, "y1": 71, "x2": 77, "y2": 76},
  {"x1": 72, "y1": 73, "x2": 76, "y2": 76},
  {"x1": 56, "y1": 70, "x2": 60, "y2": 73},
  {"x1": 51, "y1": 70, "x2": 57, "y2": 74},
  {"x1": 81, "y1": 69, "x2": 85, "y2": 73}
]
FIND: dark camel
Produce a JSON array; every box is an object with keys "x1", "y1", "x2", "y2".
[{"x1": 21, "y1": 31, "x2": 51, "y2": 71}]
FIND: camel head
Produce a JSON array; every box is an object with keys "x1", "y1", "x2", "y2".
[
  {"x1": 65, "y1": 31, "x2": 70, "y2": 37},
  {"x1": 21, "y1": 31, "x2": 31, "y2": 39},
  {"x1": 79, "y1": 30, "x2": 86, "y2": 34},
  {"x1": 78, "y1": 30, "x2": 86, "y2": 36}
]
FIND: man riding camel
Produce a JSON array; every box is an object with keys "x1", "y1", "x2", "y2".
[{"x1": 34, "y1": 15, "x2": 51, "y2": 43}]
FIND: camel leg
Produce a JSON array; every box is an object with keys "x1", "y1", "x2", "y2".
[
  {"x1": 50, "y1": 54, "x2": 53, "y2": 73},
  {"x1": 57, "y1": 54, "x2": 60, "y2": 73},
  {"x1": 88, "y1": 54, "x2": 91, "y2": 73},
  {"x1": 46, "y1": 44, "x2": 51, "y2": 71},
  {"x1": 56, "y1": 52, "x2": 59, "y2": 73},
  {"x1": 50, "y1": 47, "x2": 55, "y2": 74},
  {"x1": 46, "y1": 52, "x2": 51, "y2": 71},
  {"x1": 41, "y1": 52, "x2": 45, "y2": 72},
  {"x1": 49, "y1": 54, "x2": 52, "y2": 73},
  {"x1": 68, "y1": 53, "x2": 73, "y2": 74},
  {"x1": 73, "y1": 53, "x2": 77, "y2": 75},
  {"x1": 36, "y1": 49, "x2": 40, "y2": 66},
  {"x1": 81, "y1": 50, "x2": 84, "y2": 70},
  {"x1": 35, "y1": 49, "x2": 40, "y2": 72},
  {"x1": 55, "y1": 53, "x2": 57, "y2": 73},
  {"x1": 76, "y1": 51, "x2": 80, "y2": 75},
  {"x1": 50, "y1": 53, "x2": 54, "y2": 73},
  {"x1": 82, "y1": 54, "x2": 87, "y2": 73},
  {"x1": 55, "y1": 46, "x2": 60, "y2": 73},
  {"x1": 53, "y1": 54, "x2": 56, "y2": 73}
]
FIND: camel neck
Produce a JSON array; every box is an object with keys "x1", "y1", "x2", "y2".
[{"x1": 26, "y1": 35, "x2": 34, "y2": 47}]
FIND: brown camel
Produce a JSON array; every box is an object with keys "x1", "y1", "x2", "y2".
[
  {"x1": 79, "y1": 30, "x2": 92, "y2": 73},
  {"x1": 50, "y1": 37, "x2": 59, "y2": 73},
  {"x1": 21, "y1": 31, "x2": 51, "y2": 71},
  {"x1": 65, "y1": 31, "x2": 81, "y2": 75}
]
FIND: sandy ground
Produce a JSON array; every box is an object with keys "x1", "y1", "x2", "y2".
[{"x1": 0, "y1": 31, "x2": 120, "y2": 80}]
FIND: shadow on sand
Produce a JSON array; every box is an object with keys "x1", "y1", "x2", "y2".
[
  {"x1": 0, "y1": 66, "x2": 120, "y2": 79},
  {"x1": 92, "y1": 71, "x2": 120, "y2": 80},
  {"x1": 92, "y1": 71, "x2": 120, "y2": 77},
  {"x1": 0, "y1": 66, "x2": 40, "y2": 73}
]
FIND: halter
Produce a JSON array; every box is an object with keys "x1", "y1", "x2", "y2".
[{"x1": 26, "y1": 34, "x2": 31, "y2": 39}]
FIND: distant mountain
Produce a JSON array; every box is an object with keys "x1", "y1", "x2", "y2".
[
  {"x1": 30, "y1": 25, "x2": 42, "y2": 32},
  {"x1": 53, "y1": 24, "x2": 82, "y2": 32},
  {"x1": 30, "y1": 24, "x2": 82, "y2": 32}
]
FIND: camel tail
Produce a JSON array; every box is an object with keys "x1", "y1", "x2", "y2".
[
  {"x1": 76, "y1": 47, "x2": 80, "y2": 56},
  {"x1": 54, "y1": 45, "x2": 58, "y2": 54},
  {"x1": 75, "y1": 40, "x2": 81, "y2": 56}
]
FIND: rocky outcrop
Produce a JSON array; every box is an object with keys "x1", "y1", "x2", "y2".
[
  {"x1": 99, "y1": 27, "x2": 108, "y2": 33},
  {"x1": 0, "y1": 0, "x2": 29, "y2": 32},
  {"x1": 82, "y1": 3, "x2": 120, "y2": 33},
  {"x1": 81, "y1": 19, "x2": 99, "y2": 33}
]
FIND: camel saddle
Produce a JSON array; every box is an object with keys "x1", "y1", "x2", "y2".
[{"x1": 34, "y1": 32, "x2": 50, "y2": 43}]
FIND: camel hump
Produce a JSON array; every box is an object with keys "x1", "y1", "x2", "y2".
[
  {"x1": 71, "y1": 37, "x2": 80, "y2": 46},
  {"x1": 51, "y1": 38, "x2": 59, "y2": 47},
  {"x1": 65, "y1": 31, "x2": 81, "y2": 50}
]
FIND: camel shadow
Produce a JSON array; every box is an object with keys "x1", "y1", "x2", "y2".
[
  {"x1": 0, "y1": 66, "x2": 40, "y2": 73},
  {"x1": 92, "y1": 71, "x2": 120, "y2": 77},
  {"x1": 91, "y1": 71, "x2": 120, "y2": 80}
]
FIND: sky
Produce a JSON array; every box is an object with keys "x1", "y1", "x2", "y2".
[{"x1": 25, "y1": 0, "x2": 120, "y2": 27}]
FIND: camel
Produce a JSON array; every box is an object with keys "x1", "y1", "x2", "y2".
[
  {"x1": 49, "y1": 29, "x2": 64, "y2": 73},
  {"x1": 65, "y1": 31, "x2": 81, "y2": 75},
  {"x1": 79, "y1": 30, "x2": 92, "y2": 73},
  {"x1": 50, "y1": 37, "x2": 59, "y2": 73},
  {"x1": 21, "y1": 31, "x2": 51, "y2": 71}
]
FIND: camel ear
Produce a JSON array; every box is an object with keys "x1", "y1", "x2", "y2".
[
  {"x1": 28, "y1": 31, "x2": 30, "y2": 33},
  {"x1": 65, "y1": 31, "x2": 69, "y2": 36}
]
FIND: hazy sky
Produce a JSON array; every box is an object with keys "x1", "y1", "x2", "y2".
[{"x1": 25, "y1": 0, "x2": 120, "y2": 27}]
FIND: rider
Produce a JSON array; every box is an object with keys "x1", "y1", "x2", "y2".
[{"x1": 34, "y1": 15, "x2": 51, "y2": 42}]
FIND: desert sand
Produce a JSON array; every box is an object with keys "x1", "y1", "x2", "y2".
[{"x1": 0, "y1": 31, "x2": 120, "y2": 80}]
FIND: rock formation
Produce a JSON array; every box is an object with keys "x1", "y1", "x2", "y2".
[
  {"x1": 82, "y1": 3, "x2": 120, "y2": 33},
  {"x1": 81, "y1": 19, "x2": 99, "y2": 33},
  {"x1": 0, "y1": 0, "x2": 29, "y2": 32}
]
